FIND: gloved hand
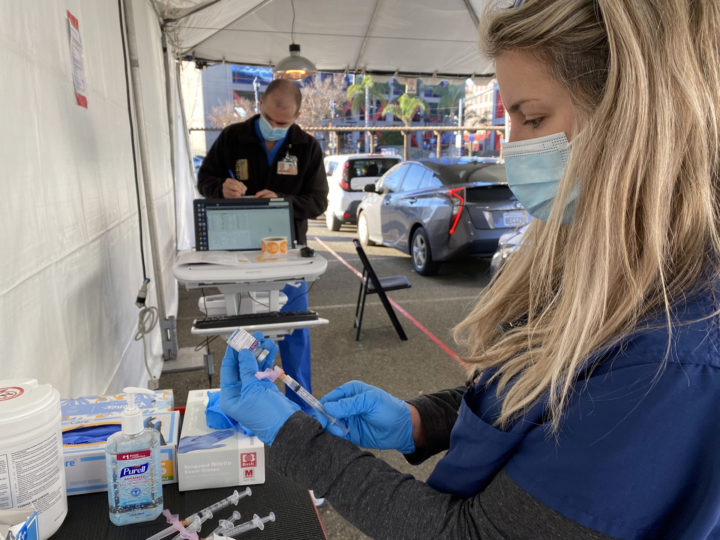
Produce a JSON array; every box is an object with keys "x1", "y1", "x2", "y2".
[
  {"x1": 220, "y1": 345, "x2": 299, "y2": 445},
  {"x1": 218, "y1": 330, "x2": 278, "y2": 402},
  {"x1": 177, "y1": 429, "x2": 235, "y2": 454},
  {"x1": 319, "y1": 381, "x2": 415, "y2": 454},
  {"x1": 248, "y1": 331, "x2": 278, "y2": 371}
]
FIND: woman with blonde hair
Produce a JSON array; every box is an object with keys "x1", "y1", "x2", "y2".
[{"x1": 220, "y1": 1, "x2": 720, "y2": 537}]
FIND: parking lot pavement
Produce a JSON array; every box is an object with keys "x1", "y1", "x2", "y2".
[{"x1": 161, "y1": 218, "x2": 494, "y2": 539}]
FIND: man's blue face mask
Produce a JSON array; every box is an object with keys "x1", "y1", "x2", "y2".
[
  {"x1": 502, "y1": 132, "x2": 579, "y2": 223},
  {"x1": 258, "y1": 114, "x2": 290, "y2": 141}
]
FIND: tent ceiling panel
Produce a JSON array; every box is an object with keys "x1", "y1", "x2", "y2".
[
  {"x1": 160, "y1": 0, "x2": 496, "y2": 79},
  {"x1": 163, "y1": 0, "x2": 268, "y2": 55}
]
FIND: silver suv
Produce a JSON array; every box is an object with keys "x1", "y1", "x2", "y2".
[{"x1": 324, "y1": 154, "x2": 401, "y2": 231}]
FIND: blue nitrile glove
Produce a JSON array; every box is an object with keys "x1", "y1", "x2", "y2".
[
  {"x1": 206, "y1": 390, "x2": 238, "y2": 429},
  {"x1": 220, "y1": 345, "x2": 300, "y2": 445},
  {"x1": 62, "y1": 424, "x2": 122, "y2": 445},
  {"x1": 218, "y1": 332, "x2": 278, "y2": 397},
  {"x1": 319, "y1": 381, "x2": 415, "y2": 453},
  {"x1": 177, "y1": 429, "x2": 235, "y2": 454}
]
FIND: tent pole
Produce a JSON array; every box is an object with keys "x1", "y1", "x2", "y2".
[
  {"x1": 175, "y1": 61, "x2": 199, "y2": 197},
  {"x1": 122, "y1": 0, "x2": 169, "y2": 345},
  {"x1": 162, "y1": 31, "x2": 177, "y2": 195}
]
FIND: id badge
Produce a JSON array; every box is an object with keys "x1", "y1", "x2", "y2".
[
  {"x1": 278, "y1": 153, "x2": 298, "y2": 175},
  {"x1": 234, "y1": 159, "x2": 249, "y2": 180}
]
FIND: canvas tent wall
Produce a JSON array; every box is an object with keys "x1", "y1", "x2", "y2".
[{"x1": 0, "y1": 0, "x2": 192, "y2": 397}]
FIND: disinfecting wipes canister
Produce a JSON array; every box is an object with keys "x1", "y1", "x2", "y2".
[{"x1": 0, "y1": 379, "x2": 68, "y2": 539}]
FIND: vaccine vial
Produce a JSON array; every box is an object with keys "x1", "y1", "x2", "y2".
[{"x1": 226, "y1": 328, "x2": 270, "y2": 362}]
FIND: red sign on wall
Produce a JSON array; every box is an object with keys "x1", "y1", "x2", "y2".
[{"x1": 66, "y1": 10, "x2": 88, "y2": 108}]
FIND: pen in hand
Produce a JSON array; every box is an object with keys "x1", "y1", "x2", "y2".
[{"x1": 226, "y1": 168, "x2": 248, "y2": 198}]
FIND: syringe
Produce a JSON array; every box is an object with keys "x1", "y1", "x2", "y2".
[
  {"x1": 226, "y1": 328, "x2": 349, "y2": 436},
  {"x1": 208, "y1": 510, "x2": 242, "y2": 537},
  {"x1": 201, "y1": 487, "x2": 251, "y2": 516},
  {"x1": 275, "y1": 369, "x2": 349, "y2": 436},
  {"x1": 146, "y1": 488, "x2": 251, "y2": 540},
  {"x1": 147, "y1": 514, "x2": 199, "y2": 540},
  {"x1": 208, "y1": 512, "x2": 275, "y2": 538},
  {"x1": 170, "y1": 512, "x2": 207, "y2": 540}
]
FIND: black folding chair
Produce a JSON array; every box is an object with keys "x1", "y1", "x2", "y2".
[{"x1": 353, "y1": 239, "x2": 411, "y2": 341}]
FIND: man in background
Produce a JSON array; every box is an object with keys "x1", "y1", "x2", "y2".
[{"x1": 198, "y1": 79, "x2": 328, "y2": 410}]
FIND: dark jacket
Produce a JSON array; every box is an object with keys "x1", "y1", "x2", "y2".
[{"x1": 198, "y1": 115, "x2": 328, "y2": 245}]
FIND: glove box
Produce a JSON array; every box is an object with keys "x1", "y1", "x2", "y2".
[{"x1": 177, "y1": 389, "x2": 265, "y2": 492}]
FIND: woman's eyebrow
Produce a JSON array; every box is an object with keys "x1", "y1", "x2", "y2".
[{"x1": 508, "y1": 98, "x2": 541, "y2": 113}]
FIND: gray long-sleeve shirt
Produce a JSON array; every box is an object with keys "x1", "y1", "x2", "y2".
[{"x1": 268, "y1": 387, "x2": 613, "y2": 539}]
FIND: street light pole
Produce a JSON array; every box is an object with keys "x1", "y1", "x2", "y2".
[
  {"x1": 329, "y1": 99, "x2": 337, "y2": 155},
  {"x1": 253, "y1": 77, "x2": 259, "y2": 113},
  {"x1": 454, "y1": 97, "x2": 464, "y2": 158},
  {"x1": 364, "y1": 85, "x2": 370, "y2": 153}
]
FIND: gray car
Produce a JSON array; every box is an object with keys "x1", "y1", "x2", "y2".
[
  {"x1": 356, "y1": 159, "x2": 529, "y2": 275},
  {"x1": 490, "y1": 221, "x2": 531, "y2": 277}
]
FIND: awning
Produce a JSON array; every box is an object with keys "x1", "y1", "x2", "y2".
[{"x1": 157, "y1": 0, "x2": 496, "y2": 81}]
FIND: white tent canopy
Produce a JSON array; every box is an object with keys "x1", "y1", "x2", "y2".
[{"x1": 158, "y1": 0, "x2": 495, "y2": 81}]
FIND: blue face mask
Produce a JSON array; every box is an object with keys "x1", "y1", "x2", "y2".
[
  {"x1": 258, "y1": 114, "x2": 290, "y2": 141},
  {"x1": 502, "y1": 132, "x2": 579, "y2": 223}
]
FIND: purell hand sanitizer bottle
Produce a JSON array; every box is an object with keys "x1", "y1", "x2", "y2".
[{"x1": 105, "y1": 387, "x2": 163, "y2": 525}]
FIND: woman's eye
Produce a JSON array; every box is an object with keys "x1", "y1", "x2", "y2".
[{"x1": 523, "y1": 117, "x2": 543, "y2": 128}]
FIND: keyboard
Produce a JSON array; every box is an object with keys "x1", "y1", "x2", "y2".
[{"x1": 194, "y1": 310, "x2": 319, "y2": 329}]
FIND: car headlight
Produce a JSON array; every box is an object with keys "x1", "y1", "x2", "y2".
[{"x1": 499, "y1": 245, "x2": 516, "y2": 260}]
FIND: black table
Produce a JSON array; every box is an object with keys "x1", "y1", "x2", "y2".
[{"x1": 54, "y1": 468, "x2": 326, "y2": 539}]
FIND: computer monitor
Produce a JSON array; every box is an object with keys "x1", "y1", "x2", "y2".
[{"x1": 194, "y1": 198, "x2": 295, "y2": 251}]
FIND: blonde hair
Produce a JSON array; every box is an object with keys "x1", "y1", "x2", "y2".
[{"x1": 455, "y1": 0, "x2": 720, "y2": 432}]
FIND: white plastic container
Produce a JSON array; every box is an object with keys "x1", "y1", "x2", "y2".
[{"x1": 0, "y1": 379, "x2": 68, "y2": 539}]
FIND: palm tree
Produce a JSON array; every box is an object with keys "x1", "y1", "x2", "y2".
[
  {"x1": 382, "y1": 93, "x2": 427, "y2": 125},
  {"x1": 437, "y1": 84, "x2": 466, "y2": 120},
  {"x1": 346, "y1": 75, "x2": 388, "y2": 116},
  {"x1": 382, "y1": 93, "x2": 427, "y2": 159},
  {"x1": 347, "y1": 75, "x2": 389, "y2": 152}
]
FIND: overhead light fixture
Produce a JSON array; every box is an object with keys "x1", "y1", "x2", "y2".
[
  {"x1": 274, "y1": 0, "x2": 316, "y2": 80},
  {"x1": 275, "y1": 43, "x2": 316, "y2": 80}
]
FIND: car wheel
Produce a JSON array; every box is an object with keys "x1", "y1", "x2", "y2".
[
  {"x1": 411, "y1": 227, "x2": 440, "y2": 275},
  {"x1": 326, "y1": 210, "x2": 341, "y2": 231},
  {"x1": 357, "y1": 212, "x2": 374, "y2": 246}
]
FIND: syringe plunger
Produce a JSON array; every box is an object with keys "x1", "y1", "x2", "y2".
[{"x1": 221, "y1": 512, "x2": 276, "y2": 536}]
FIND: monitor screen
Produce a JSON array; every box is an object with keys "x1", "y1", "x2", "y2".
[{"x1": 194, "y1": 198, "x2": 294, "y2": 251}]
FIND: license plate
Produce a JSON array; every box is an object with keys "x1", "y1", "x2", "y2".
[{"x1": 503, "y1": 211, "x2": 527, "y2": 227}]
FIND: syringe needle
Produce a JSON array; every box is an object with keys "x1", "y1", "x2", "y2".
[{"x1": 277, "y1": 372, "x2": 349, "y2": 435}]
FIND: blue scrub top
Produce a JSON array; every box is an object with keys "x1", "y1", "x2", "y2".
[{"x1": 428, "y1": 282, "x2": 720, "y2": 539}]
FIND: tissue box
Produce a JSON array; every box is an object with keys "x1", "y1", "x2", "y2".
[
  {"x1": 62, "y1": 410, "x2": 179, "y2": 495},
  {"x1": 177, "y1": 389, "x2": 265, "y2": 492},
  {"x1": 61, "y1": 389, "x2": 173, "y2": 425}
]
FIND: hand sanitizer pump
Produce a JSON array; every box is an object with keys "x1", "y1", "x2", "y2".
[{"x1": 105, "y1": 387, "x2": 164, "y2": 525}]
